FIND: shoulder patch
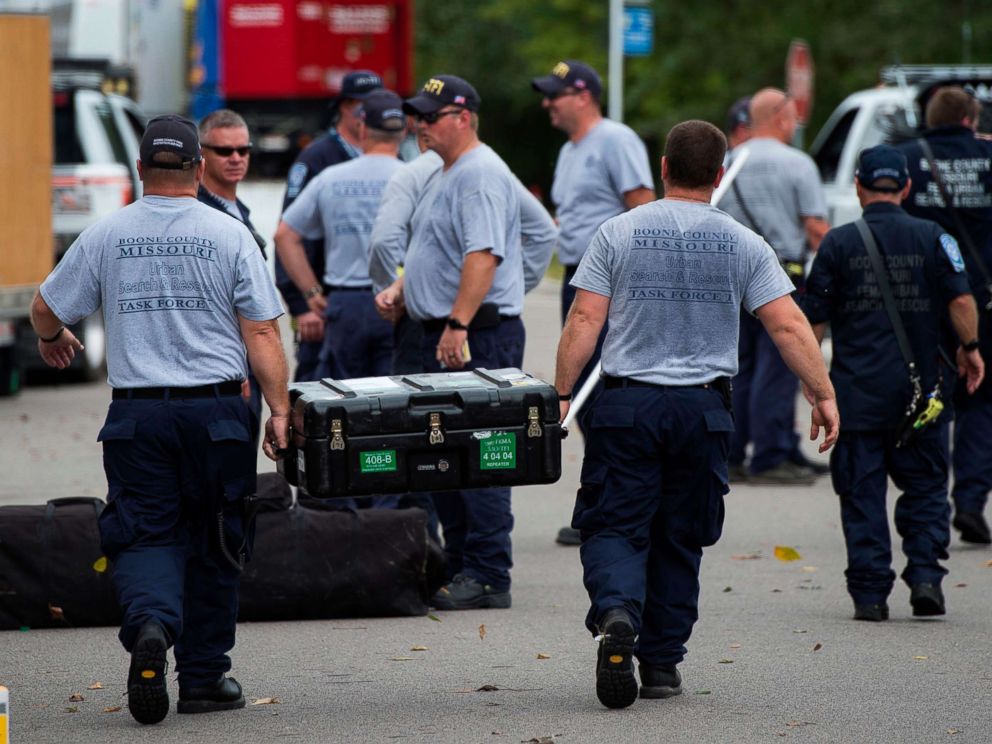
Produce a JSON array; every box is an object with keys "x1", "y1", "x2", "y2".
[
  {"x1": 940, "y1": 233, "x2": 965, "y2": 272},
  {"x1": 286, "y1": 163, "x2": 309, "y2": 198}
]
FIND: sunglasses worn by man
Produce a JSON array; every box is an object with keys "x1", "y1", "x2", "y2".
[
  {"x1": 203, "y1": 144, "x2": 252, "y2": 157},
  {"x1": 416, "y1": 108, "x2": 464, "y2": 125}
]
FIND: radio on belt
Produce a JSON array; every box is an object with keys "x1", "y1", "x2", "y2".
[{"x1": 279, "y1": 368, "x2": 563, "y2": 498}]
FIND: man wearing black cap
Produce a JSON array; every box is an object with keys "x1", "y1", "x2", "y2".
[
  {"x1": 277, "y1": 70, "x2": 383, "y2": 382},
  {"x1": 275, "y1": 90, "x2": 406, "y2": 380},
  {"x1": 724, "y1": 96, "x2": 751, "y2": 164},
  {"x1": 532, "y1": 60, "x2": 654, "y2": 546},
  {"x1": 897, "y1": 86, "x2": 992, "y2": 546},
  {"x1": 376, "y1": 75, "x2": 524, "y2": 610},
  {"x1": 803, "y1": 144, "x2": 983, "y2": 622},
  {"x1": 30, "y1": 114, "x2": 291, "y2": 725}
]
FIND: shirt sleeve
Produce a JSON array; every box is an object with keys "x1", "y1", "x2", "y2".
[
  {"x1": 281, "y1": 177, "x2": 325, "y2": 240},
  {"x1": 933, "y1": 228, "x2": 973, "y2": 304},
  {"x1": 605, "y1": 129, "x2": 654, "y2": 196},
  {"x1": 457, "y1": 189, "x2": 511, "y2": 261},
  {"x1": 39, "y1": 229, "x2": 102, "y2": 325},
  {"x1": 369, "y1": 166, "x2": 421, "y2": 294},
  {"x1": 234, "y1": 237, "x2": 285, "y2": 321},
  {"x1": 741, "y1": 236, "x2": 794, "y2": 314},
  {"x1": 801, "y1": 232, "x2": 839, "y2": 324},
  {"x1": 569, "y1": 225, "x2": 614, "y2": 298},
  {"x1": 516, "y1": 178, "x2": 558, "y2": 293},
  {"x1": 794, "y1": 153, "x2": 828, "y2": 219}
]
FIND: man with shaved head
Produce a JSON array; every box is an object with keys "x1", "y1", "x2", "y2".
[{"x1": 718, "y1": 87, "x2": 830, "y2": 485}]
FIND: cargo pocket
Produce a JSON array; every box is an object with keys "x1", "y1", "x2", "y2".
[
  {"x1": 572, "y1": 460, "x2": 608, "y2": 532},
  {"x1": 698, "y1": 408, "x2": 734, "y2": 546},
  {"x1": 208, "y1": 418, "x2": 253, "y2": 483},
  {"x1": 97, "y1": 487, "x2": 136, "y2": 559},
  {"x1": 97, "y1": 418, "x2": 136, "y2": 443},
  {"x1": 219, "y1": 476, "x2": 255, "y2": 566}
]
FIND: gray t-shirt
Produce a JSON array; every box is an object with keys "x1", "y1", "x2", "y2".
[
  {"x1": 403, "y1": 144, "x2": 523, "y2": 321},
  {"x1": 283, "y1": 153, "x2": 402, "y2": 287},
  {"x1": 571, "y1": 199, "x2": 794, "y2": 385},
  {"x1": 551, "y1": 118, "x2": 654, "y2": 265},
  {"x1": 40, "y1": 195, "x2": 283, "y2": 388},
  {"x1": 369, "y1": 149, "x2": 558, "y2": 295},
  {"x1": 717, "y1": 137, "x2": 827, "y2": 262}
]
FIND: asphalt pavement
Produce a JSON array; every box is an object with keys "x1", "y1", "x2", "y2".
[{"x1": 1, "y1": 182, "x2": 990, "y2": 743}]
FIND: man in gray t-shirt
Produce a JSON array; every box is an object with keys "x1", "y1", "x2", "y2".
[
  {"x1": 30, "y1": 115, "x2": 290, "y2": 726},
  {"x1": 532, "y1": 59, "x2": 655, "y2": 545},
  {"x1": 717, "y1": 87, "x2": 830, "y2": 485},
  {"x1": 555, "y1": 119, "x2": 838, "y2": 710},
  {"x1": 276, "y1": 90, "x2": 406, "y2": 379},
  {"x1": 376, "y1": 75, "x2": 524, "y2": 611}
]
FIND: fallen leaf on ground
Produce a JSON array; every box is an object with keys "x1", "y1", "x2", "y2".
[
  {"x1": 793, "y1": 629, "x2": 808, "y2": 634},
  {"x1": 536, "y1": 653, "x2": 551, "y2": 660},
  {"x1": 69, "y1": 693, "x2": 84, "y2": 702},
  {"x1": 479, "y1": 624, "x2": 487, "y2": 641},
  {"x1": 250, "y1": 697, "x2": 281, "y2": 705},
  {"x1": 723, "y1": 586, "x2": 733, "y2": 592},
  {"x1": 695, "y1": 690, "x2": 712, "y2": 695},
  {"x1": 718, "y1": 659, "x2": 734, "y2": 664},
  {"x1": 731, "y1": 553, "x2": 762, "y2": 560},
  {"x1": 392, "y1": 657, "x2": 417, "y2": 661},
  {"x1": 812, "y1": 643, "x2": 823, "y2": 652},
  {"x1": 477, "y1": 684, "x2": 500, "y2": 692},
  {"x1": 801, "y1": 566, "x2": 818, "y2": 572},
  {"x1": 521, "y1": 738, "x2": 556, "y2": 744},
  {"x1": 786, "y1": 721, "x2": 811, "y2": 728},
  {"x1": 428, "y1": 614, "x2": 441, "y2": 622},
  {"x1": 955, "y1": 583, "x2": 967, "y2": 588},
  {"x1": 948, "y1": 729, "x2": 960, "y2": 735},
  {"x1": 102, "y1": 706, "x2": 121, "y2": 713},
  {"x1": 410, "y1": 646, "x2": 429, "y2": 651},
  {"x1": 65, "y1": 706, "x2": 79, "y2": 713},
  {"x1": 774, "y1": 546, "x2": 802, "y2": 562},
  {"x1": 87, "y1": 682, "x2": 104, "y2": 690},
  {"x1": 729, "y1": 643, "x2": 742, "y2": 649},
  {"x1": 913, "y1": 656, "x2": 929, "y2": 661},
  {"x1": 771, "y1": 589, "x2": 783, "y2": 593},
  {"x1": 492, "y1": 731, "x2": 503, "y2": 736}
]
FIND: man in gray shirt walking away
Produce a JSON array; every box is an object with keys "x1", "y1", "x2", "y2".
[{"x1": 532, "y1": 59, "x2": 655, "y2": 545}]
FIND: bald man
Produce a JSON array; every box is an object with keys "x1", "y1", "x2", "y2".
[{"x1": 718, "y1": 87, "x2": 830, "y2": 485}]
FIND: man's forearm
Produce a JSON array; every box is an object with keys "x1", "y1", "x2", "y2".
[
  {"x1": 949, "y1": 293, "x2": 979, "y2": 344},
  {"x1": 555, "y1": 311, "x2": 601, "y2": 395},
  {"x1": 29, "y1": 291, "x2": 63, "y2": 339},
  {"x1": 242, "y1": 320, "x2": 291, "y2": 415},
  {"x1": 769, "y1": 317, "x2": 834, "y2": 401},
  {"x1": 450, "y1": 251, "x2": 497, "y2": 323},
  {"x1": 274, "y1": 223, "x2": 321, "y2": 296}
]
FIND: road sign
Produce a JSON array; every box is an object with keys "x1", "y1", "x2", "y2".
[
  {"x1": 786, "y1": 39, "x2": 814, "y2": 124},
  {"x1": 623, "y1": 4, "x2": 653, "y2": 57}
]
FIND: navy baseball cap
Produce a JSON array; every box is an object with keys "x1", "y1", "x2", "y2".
[
  {"x1": 403, "y1": 75, "x2": 481, "y2": 115},
  {"x1": 360, "y1": 90, "x2": 406, "y2": 131},
  {"x1": 532, "y1": 60, "x2": 602, "y2": 99},
  {"x1": 856, "y1": 145, "x2": 909, "y2": 192},
  {"x1": 336, "y1": 70, "x2": 383, "y2": 102},
  {"x1": 140, "y1": 114, "x2": 202, "y2": 170},
  {"x1": 726, "y1": 96, "x2": 751, "y2": 132}
]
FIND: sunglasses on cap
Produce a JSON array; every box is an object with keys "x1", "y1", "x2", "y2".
[
  {"x1": 202, "y1": 144, "x2": 252, "y2": 157},
  {"x1": 416, "y1": 108, "x2": 465, "y2": 124}
]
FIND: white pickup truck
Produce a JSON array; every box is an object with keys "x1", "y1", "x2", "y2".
[
  {"x1": 809, "y1": 65, "x2": 992, "y2": 228},
  {"x1": 16, "y1": 71, "x2": 145, "y2": 381}
]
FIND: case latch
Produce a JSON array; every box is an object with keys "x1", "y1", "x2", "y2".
[
  {"x1": 527, "y1": 406, "x2": 543, "y2": 438},
  {"x1": 329, "y1": 418, "x2": 345, "y2": 451},
  {"x1": 428, "y1": 412, "x2": 445, "y2": 445}
]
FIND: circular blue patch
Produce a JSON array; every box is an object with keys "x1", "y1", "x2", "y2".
[{"x1": 940, "y1": 233, "x2": 965, "y2": 272}]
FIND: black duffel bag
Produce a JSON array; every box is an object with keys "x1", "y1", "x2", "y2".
[
  {"x1": 0, "y1": 497, "x2": 121, "y2": 630},
  {"x1": 239, "y1": 476, "x2": 446, "y2": 621}
]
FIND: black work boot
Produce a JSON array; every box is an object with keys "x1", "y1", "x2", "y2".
[
  {"x1": 431, "y1": 574, "x2": 511, "y2": 610},
  {"x1": 127, "y1": 620, "x2": 170, "y2": 725},
  {"x1": 639, "y1": 664, "x2": 682, "y2": 699},
  {"x1": 910, "y1": 584, "x2": 946, "y2": 617},
  {"x1": 953, "y1": 511, "x2": 992, "y2": 545},
  {"x1": 555, "y1": 526, "x2": 582, "y2": 546},
  {"x1": 177, "y1": 675, "x2": 246, "y2": 714},
  {"x1": 595, "y1": 608, "x2": 638, "y2": 709},
  {"x1": 853, "y1": 603, "x2": 890, "y2": 622}
]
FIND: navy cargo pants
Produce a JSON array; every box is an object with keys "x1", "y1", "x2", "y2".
[
  {"x1": 97, "y1": 388, "x2": 255, "y2": 689},
  {"x1": 951, "y1": 391, "x2": 992, "y2": 516},
  {"x1": 421, "y1": 318, "x2": 525, "y2": 592},
  {"x1": 317, "y1": 288, "x2": 394, "y2": 380},
  {"x1": 830, "y1": 425, "x2": 950, "y2": 605},
  {"x1": 573, "y1": 383, "x2": 732, "y2": 667}
]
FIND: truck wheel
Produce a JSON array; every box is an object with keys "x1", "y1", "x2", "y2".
[
  {"x1": 75, "y1": 313, "x2": 107, "y2": 382},
  {"x1": 0, "y1": 346, "x2": 21, "y2": 397}
]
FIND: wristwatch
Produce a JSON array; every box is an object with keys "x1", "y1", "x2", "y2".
[
  {"x1": 963, "y1": 339, "x2": 980, "y2": 352},
  {"x1": 304, "y1": 285, "x2": 323, "y2": 300},
  {"x1": 446, "y1": 317, "x2": 469, "y2": 331}
]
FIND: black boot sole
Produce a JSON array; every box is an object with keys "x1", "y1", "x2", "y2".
[
  {"x1": 128, "y1": 634, "x2": 169, "y2": 725},
  {"x1": 177, "y1": 696, "x2": 246, "y2": 714},
  {"x1": 596, "y1": 621, "x2": 638, "y2": 709},
  {"x1": 911, "y1": 596, "x2": 946, "y2": 617},
  {"x1": 640, "y1": 683, "x2": 682, "y2": 699}
]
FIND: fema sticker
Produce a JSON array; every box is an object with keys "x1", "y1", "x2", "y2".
[
  {"x1": 286, "y1": 162, "x2": 309, "y2": 198},
  {"x1": 940, "y1": 233, "x2": 965, "y2": 272}
]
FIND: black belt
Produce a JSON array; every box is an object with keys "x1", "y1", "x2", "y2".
[
  {"x1": 422, "y1": 315, "x2": 520, "y2": 334},
  {"x1": 112, "y1": 380, "x2": 243, "y2": 400},
  {"x1": 323, "y1": 284, "x2": 373, "y2": 292},
  {"x1": 602, "y1": 376, "x2": 718, "y2": 390}
]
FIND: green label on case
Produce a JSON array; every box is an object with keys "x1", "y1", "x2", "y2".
[
  {"x1": 480, "y1": 432, "x2": 517, "y2": 470},
  {"x1": 360, "y1": 450, "x2": 397, "y2": 473}
]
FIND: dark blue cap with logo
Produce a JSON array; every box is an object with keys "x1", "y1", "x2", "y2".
[
  {"x1": 140, "y1": 114, "x2": 202, "y2": 170},
  {"x1": 726, "y1": 96, "x2": 751, "y2": 132},
  {"x1": 360, "y1": 90, "x2": 406, "y2": 131},
  {"x1": 531, "y1": 60, "x2": 602, "y2": 99},
  {"x1": 336, "y1": 70, "x2": 383, "y2": 102},
  {"x1": 856, "y1": 145, "x2": 909, "y2": 192},
  {"x1": 403, "y1": 75, "x2": 481, "y2": 115}
]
